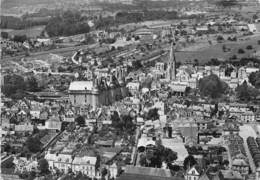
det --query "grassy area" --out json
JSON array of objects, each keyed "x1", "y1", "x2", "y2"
[
  {"x1": 4, "y1": 25, "x2": 45, "y2": 38},
  {"x1": 173, "y1": 35, "x2": 260, "y2": 64}
]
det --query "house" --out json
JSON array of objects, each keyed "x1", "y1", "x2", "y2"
[
  {"x1": 45, "y1": 116, "x2": 62, "y2": 131},
  {"x1": 198, "y1": 167, "x2": 224, "y2": 180},
  {"x1": 247, "y1": 24, "x2": 257, "y2": 33},
  {"x1": 72, "y1": 155, "x2": 97, "y2": 178},
  {"x1": 63, "y1": 109, "x2": 75, "y2": 122},
  {"x1": 14, "y1": 122, "x2": 34, "y2": 133},
  {"x1": 176, "y1": 69, "x2": 191, "y2": 83},
  {"x1": 231, "y1": 156, "x2": 249, "y2": 175},
  {"x1": 30, "y1": 110, "x2": 40, "y2": 119},
  {"x1": 45, "y1": 153, "x2": 73, "y2": 173},
  {"x1": 16, "y1": 100, "x2": 30, "y2": 111},
  {"x1": 106, "y1": 162, "x2": 118, "y2": 179},
  {"x1": 240, "y1": 111, "x2": 255, "y2": 122},
  {"x1": 222, "y1": 122, "x2": 239, "y2": 136},
  {"x1": 13, "y1": 157, "x2": 38, "y2": 173},
  {"x1": 185, "y1": 165, "x2": 203, "y2": 180},
  {"x1": 256, "y1": 109, "x2": 260, "y2": 122},
  {"x1": 17, "y1": 110, "x2": 28, "y2": 119},
  {"x1": 221, "y1": 170, "x2": 243, "y2": 180},
  {"x1": 40, "y1": 110, "x2": 49, "y2": 120},
  {"x1": 169, "y1": 83, "x2": 188, "y2": 96},
  {"x1": 126, "y1": 82, "x2": 140, "y2": 95}
]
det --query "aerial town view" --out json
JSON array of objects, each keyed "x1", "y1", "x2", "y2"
[{"x1": 1, "y1": 0, "x2": 260, "y2": 180}]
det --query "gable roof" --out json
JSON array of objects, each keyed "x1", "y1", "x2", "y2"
[
  {"x1": 199, "y1": 167, "x2": 224, "y2": 180},
  {"x1": 221, "y1": 170, "x2": 243, "y2": 180},
  {"x1": 188, "y1": 165, "x2": 203, "y2": 175},
  {"x1": 116, "y1": 166, "x2": 182, "y2": 180}
]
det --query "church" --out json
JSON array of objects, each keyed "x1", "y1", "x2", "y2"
[
  {"x1": 68, "y1": 66, "x2": 128, "y2": 108},
  {"x1": 166, "y1": 42, "x2": 177, "y2": 81}
]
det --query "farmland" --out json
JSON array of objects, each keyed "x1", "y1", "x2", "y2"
[
  {"x1": 174, "y1": 34, "x2": 260, "y2": 64},
  {"x1": 2, "y1": 25, "x2": 45, "y2": 38}
]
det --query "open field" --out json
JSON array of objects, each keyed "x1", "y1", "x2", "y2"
[
  {"x1": 1, "y1": 25, "x2": 45, "y2": 38},
  {"x1": 174, "y1": 35, "x2": 260, "y2": 64}
]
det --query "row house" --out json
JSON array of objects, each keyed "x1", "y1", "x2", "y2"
[
  {"x1": 240, "y1": 111, "x2": 255, "y2": 122},
  {"x1": 231, "y1": 154, "x2": 249, "y2": 175},
  {"x1": 72, "y1": 156, "x2": 97, "y2": 178},
  {"x1": 45, "y1": 152, "x2": 98, "y2": 177},
  {"x1": 45, "y1": 153, "x2": 73, "y2": 173}
]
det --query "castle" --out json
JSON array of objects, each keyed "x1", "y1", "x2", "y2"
[{"x1": 68, "y1": 66, "x2": 128, "y2": 108}]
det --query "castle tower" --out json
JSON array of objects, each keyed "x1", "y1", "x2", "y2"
[{"x1": 167, "y1": 42, "x2": 176, "y2": 81}]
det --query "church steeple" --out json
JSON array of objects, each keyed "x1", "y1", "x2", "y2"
[{"x1": 167, "y1": 41, "x2": 176, "y2": 81}]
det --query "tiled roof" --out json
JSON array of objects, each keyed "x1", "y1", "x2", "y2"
[{"x1": 116, "y1": 165, "x2": 177, "y2": 180}]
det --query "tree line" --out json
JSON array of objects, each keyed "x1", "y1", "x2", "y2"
[
  {"x1": 44, "y1": 10, "x2": 91, "y2": 37},
  {"x1": 95, "y1": 10, "x2": 178, "y2": 30},
  {"x1": 0, "y1": 16, "x2": 48, "y2": 30}
]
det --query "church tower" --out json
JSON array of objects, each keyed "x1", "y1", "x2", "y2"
[{"x1": 167, "y1": 42, "x2": 176, "y2": 81}]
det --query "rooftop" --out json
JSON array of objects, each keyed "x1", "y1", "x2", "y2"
[
  {"x1": 116, "y1": 165, "x2": 179, "y2": 180},
  {"x1": 69, "y1": 81, "x2": 94, "y2": 91}
]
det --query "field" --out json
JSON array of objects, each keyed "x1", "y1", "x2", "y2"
[
  {"x1": 173, "y1": 34, "x2": 260, "y2": 64},
  {"x1": 2, "y1": 25, "x2": 45, "y2": 38}
]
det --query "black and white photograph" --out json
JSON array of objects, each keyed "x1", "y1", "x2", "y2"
[{"x1": 1, "y1": 0, "x2": 260, "y2": 180}]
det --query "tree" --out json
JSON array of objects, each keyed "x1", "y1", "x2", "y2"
[
  {"x1": 198, "y1": 74, "x2": 228, "y2": 99},
  {"x1": 26, "y1": 76, "x2": 39, "y2": 91},
  {"x1": 183, "y1": 155, "x2": 197, "y2": 170},
  {"x1": 111, "y1": 111, "x2": 121, "y2": 129},
  {"x1": 222, "y1": 160, "x2": 229, "y2": 166},
  {"x1": 217, "y1": 35, "x2": 224, "y2": 42},
  {"x1": 101, "y1": 168, "x2": 108, "y2": 178},
  {"x1": 147, "y1": 108, "x2": 159, "y2": 120},
  {"x1": 249, "y1": 71, "x2": 260, "y2": 88},
  {"x1": 75, "y1": 116, "x2": 85, "y2": 126},
  {"x1": 1, "y1": 31, "x2": 9, "y2": 39},
  {"x1": 222, "y1": 45, "x2": 227, "y2": 52},
  {"x1": 139, "y1": 154, "x2": 147, "y2": 167},
  {"x1": 246, "y1": 45, "x2": 253, "y2": 50},
  {"x1": 132, "y1": 60, "x2": 143, "y2": 70},
  {"x1": 194, "y1": 59, "x2": 199, "y2": 66},
  {"x1": 121, "y1": 114, "x2": 135, "y2": 134},
  {"x1": 13, "y1": 35, "x2": 27, "y2": 42},
  {"x1": 27, "y1": 171, "x2": 36, "y2": 180},
  {"x1": 169, "y1": 164, "x2": 180, "y2": 171},
  {"x1": 26, "y1": 136, "x2": 42, "y2": 153},
  {"x1": 230, "y1": 55, "x2": 237, "y2": 60},
  {"x1": 207, "y1": 58, "x2": 221, "y2": 66},
  {"x1": 216, "y1": 0, "x2": 239, "y2": 8},
  {"x1": 163, "y1": 148, "x2": 177, "y2": 164},
  {"x1": 38, "y1": 158, "x2": 49, "y2": 174},
  {"x1": 238, "y1": 48, "x2": 245, "y2": 54},
  {"x1": 1, "y1": 74, "x2": 25, "y2": 97},
  {"x1": 45, "y1": 10, "x2": 91, "y2": 37},
  {"x1": 236, "y1": 81, "x2": 259, "y2": 101}
]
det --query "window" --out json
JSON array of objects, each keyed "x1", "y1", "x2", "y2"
[
  {"x1": 189, "y1": 176, "x2": 191, "y2": 180},
  {"x1": 74, "y1": 95, "x2": 76, "y2": 104},
  {"x1": 85, "y1": 94, "x2": 87, "y2": 103}
]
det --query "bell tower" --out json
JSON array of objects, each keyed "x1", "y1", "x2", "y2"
[{"x1": 167, "y1": 42, "x2": 176, "y2": 81}]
